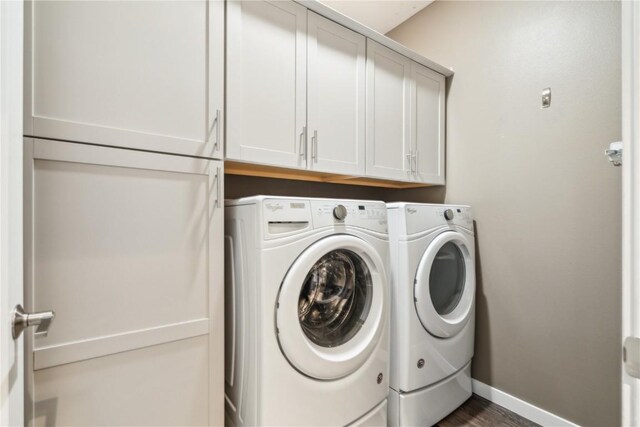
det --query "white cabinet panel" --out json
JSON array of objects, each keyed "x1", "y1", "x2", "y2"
[
  {"x1": 365, "y1": 40, "x2": 412, "y2": 181},
  {"x1": 25, "y1": 0, "x2": 223, "y2": 159},
  {"x1": 33, "y1": 337, "x2": 210, "y2": 427},
  {"x1": 226, "y1": 0, "x2": 307, "y2": 168},
  {"x1": 307, "y1": 12, "x2": 366, "y2": 175},
  {"x1": 23, "y1": 139, "x2": 224, "y2": 426},
  {"x1": 412, "y1": 63, "x2": 445, "y2": 184}
]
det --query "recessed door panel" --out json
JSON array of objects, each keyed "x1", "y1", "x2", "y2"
[
  {"x1": 26, "y1": 0, "x2": 223, "y2": 158},
  {"x1": 31, "y1": 159, "x2": 209, "y2": 347},
  {"x1": 307, "y1": 12, "x2": 365, "y2": 175},
  {"x1": 365, "y1": 40, "x2": 412, "y2": 181},
  {"x1": 33, "y1": 337, "x2": 209, "y2": 427},
  {"x1": 226, "y1": 0, "x2": 307, "y2": 168},
  {"x1": 412, "y1": 63, "x2": 445, "y2": 184}
]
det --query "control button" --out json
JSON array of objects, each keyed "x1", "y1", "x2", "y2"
[
  {"x1": 444, "y1": 209, "x2": 454, "y2": 221},
  {"x1": 333, "y1": 204, "x2": 348, "y2": 221}
]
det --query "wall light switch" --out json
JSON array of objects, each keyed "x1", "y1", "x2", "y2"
[{"x1": 542, "y1": 88, "x2": 551, "y2": 108}]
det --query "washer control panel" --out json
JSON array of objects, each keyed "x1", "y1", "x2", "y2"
[
  {"x1": 311, "y1": 200, "x2": 387, "y2": 233},
  {"x1": 261, "y1": 198, "x2": 388, "y2": 236}
]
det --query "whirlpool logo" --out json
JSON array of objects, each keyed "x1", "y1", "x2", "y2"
[
  {"x1": 407, "y1": 207, "x2": 417, "y2": 214},
  {"x1": 265, "y1": 202, "x2": 283, "y2": 212}
]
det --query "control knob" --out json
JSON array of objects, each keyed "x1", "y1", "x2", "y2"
[
  {"x1": 444, "y1": 209, "x2": 454, "y2": 221},
  {"x1": 333, "y1": 204, "x2": 348, "y2": 221}
]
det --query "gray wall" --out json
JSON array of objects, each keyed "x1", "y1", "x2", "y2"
[{"x1": 387, "y1": 2, "x2": 622, "y2": 426}]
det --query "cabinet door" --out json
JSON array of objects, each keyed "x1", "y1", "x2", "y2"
[
  {"x1": 307, "y1": 12, "x2": 366, "y2": 175},
  {"x1": 23, "y1": 139, "x2": 224, "y2": 426},
  {"x1": 226, "y1": 0, "x2": 307, "y2": 169},
  {"x1": 365, "y1": 40, "x2": 412, "y2": 181},
  {"x1": 412, "y1": 63, "x2": 446, "y2": 184},
  {"x1": 24, "y1": 1, "x2": 223, "y2": 159}
]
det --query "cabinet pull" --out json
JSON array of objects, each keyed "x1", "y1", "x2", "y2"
[
  {"x1": 312, "y1": 130, "x2": 318, "y2": 162},
  {"x1": 414, "y1": 150, "x2": 419, "y2": 175},
  {"x1": 215, "y1": 166, "x2": 221, "y2": 208},
  {"x1": 406, "y1": 150, "x2": 413, "y2": 173},
  {"x1": 214, "y1": 109, "x2": 221, "y2": 152},
  {"x1": 299, "y1": 126, "x2": 307, "y2": 158}
]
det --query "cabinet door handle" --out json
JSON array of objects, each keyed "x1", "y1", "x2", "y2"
[
  {"x1": 213, "y1": 110, "x2": 220, "y2": 151},
  {"x1": 312, "y1": 130, "x2": 318, "y2": 162},
  {"x1": 214, "y1": 109, "x2": 221, "y2": 152},
  {"x1": 414, "y1": 150, "x2": 419, "y2": 175},
  {"x1": 406, "y1": 150, "x2": 413, "y2": 173},
  {"x1": 299, "y1": 126, "x2": 307, "y2": 158},
  {"x1": 215, "y1": 166, "x2": 221, "y2": 208}
]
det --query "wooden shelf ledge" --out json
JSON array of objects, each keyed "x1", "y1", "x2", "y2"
[{"x1": 224, "y1": 161, "x2": 433, "y2": 189}]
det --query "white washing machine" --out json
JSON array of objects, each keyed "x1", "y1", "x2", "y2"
[
  {"x1": 386, "y1": 203, "x2": 476, "y2": 426},
  {"x1": 224, "y1": 196, "x2": 390, "y2": 427}
]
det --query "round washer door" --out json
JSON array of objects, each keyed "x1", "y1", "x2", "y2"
[
  {"x1": 414, "y1": 231, "x2": 475, "y2": 338},
  {"x1": 276, "y1": 235, "x2": 387, "y2": 380}
]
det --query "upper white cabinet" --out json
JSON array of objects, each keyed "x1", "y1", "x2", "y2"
[
  {"x1": 226, "y1": 2, "x2": 367, "y2": 175},
  {"x1": 226, "y1": 0, "x2": 308, "y2": 169},
  {"x1": 365, "y1": 40, "x2": 412, "y2": 182},
  {"x1": 307, "y1": 12, "x2": 366, "y2": 175},
  {"x1": 412, "y1": 63, "x2": 445, "y2": 185},
  {"x1": 365, "y1": 40, "x2": 446, "y2": 184},
  {"x1": 24, "y1": 0, "x2": 224, "y2": 159}
]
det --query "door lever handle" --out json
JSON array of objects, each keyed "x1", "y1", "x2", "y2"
[{"x1": 11, "y1": 304, "x2": 55, "y2": 339}]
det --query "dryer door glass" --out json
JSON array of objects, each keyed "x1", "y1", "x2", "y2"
[
  {"x1": 429, "y1": 242, "x2": 466, "y2": 315},
  {"x1": 298, "y1": 250, "x2": 373, "y2": 347}
]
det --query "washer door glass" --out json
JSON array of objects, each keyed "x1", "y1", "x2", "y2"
[
  {"x1": 298, "y1": 250, "x2": 373, "y2": 348},
  {"x1": 276, "y1": 235, "x2": 387, "y2": 380},
  {"x1": 429, "y1": 242, "x2": 466, "y2": 315}
]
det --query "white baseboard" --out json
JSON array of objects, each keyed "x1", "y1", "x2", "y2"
[{"x1": 471, "y1": 380, "x2": 580, "y2": 427}]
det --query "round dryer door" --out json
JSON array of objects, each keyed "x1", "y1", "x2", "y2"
[
  {"x1": 414, "y1": 231, "x2": 475, "y2": 338},
  {"x1": 276, "y1": 235, "x2": 387, "y2": 380}
]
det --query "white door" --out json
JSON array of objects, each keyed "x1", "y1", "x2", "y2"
[
  {"x1": 365, "y1": 40, "x2": 412, "y2": 182},
  {"x1": 276, "y1": 236, "x2": 387, "y2": 380},
  {"x1": 226, "y1": 0, "x2": 307, "y2": 169},
  {"x1": 414, "y1": 232, "x2": 475, "y2": 338},
  {"x1": 23, "y1": 139, "x2": 224, "y2": 426},
  {"x1": 622, "y1": 2, "x2": 640, "y2": 425},
  {"x1": 0, "y1": 0, "x2": 25, "y2": 424},
  {"x1": 24, "y1": 0, "x2": 224, "y2": 159},
  {"x1": 307, "y1": 12, "x2": 366, "y2": 175},
  {"x1": 411, "y1": 63, "x2": 446, "y2": 185}
]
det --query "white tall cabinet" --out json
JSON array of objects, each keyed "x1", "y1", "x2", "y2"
[
  {"x1": 23, "y1": 139, "x2": 224, "y2": 426},
  {"x1": 23, "y1": 1, "x2": 226, "y2": 425},
  {"x1": 24, "y1": 0, "x2": 224, "y2": 159}
]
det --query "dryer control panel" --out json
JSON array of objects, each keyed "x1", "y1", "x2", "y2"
[{"x1": 399, "y1": 203, "x2": 474, "y2": 235}]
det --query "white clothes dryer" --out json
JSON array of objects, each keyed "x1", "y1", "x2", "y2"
[
  {"x1": 386, "y1": 203, "x2": 476, "y2": 427},
  {"x1": 224, "y1": 196, "x2": 390, "y2": 427}
]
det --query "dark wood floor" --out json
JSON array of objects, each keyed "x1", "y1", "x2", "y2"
[{"x1": 434, "y1": 394, "x2": 540, "y2": 427}]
